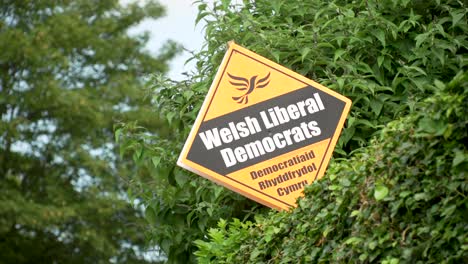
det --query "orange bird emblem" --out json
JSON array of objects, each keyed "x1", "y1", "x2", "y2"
[{"x1": 228, "y1": 72, "x2": 271, "y2": 104}]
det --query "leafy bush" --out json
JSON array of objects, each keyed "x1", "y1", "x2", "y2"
[
  {"x1": 195, "y1": 72, "x2": 468, "y2": 263},
  {"x1": 117, "y1": 0, "x2": 467, "y2": 262}
]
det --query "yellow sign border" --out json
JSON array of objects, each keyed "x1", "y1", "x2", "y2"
[{"x1": 177, "y1": 42, "x2": 351, "y2": 210}]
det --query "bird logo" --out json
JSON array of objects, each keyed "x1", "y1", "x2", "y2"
[{"x1": 227, "y1": 72, "x2": 271, "y2": 104}]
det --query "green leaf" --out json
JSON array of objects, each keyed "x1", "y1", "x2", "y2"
[
  {"x1": 183, "y1": 90, "x2": 194, "y2": 100},
  {"x1": 221, "y1": 0, "x2": 230, "y2": 9},
  {"x1": 344, "y1": 9, "x2": 354, "y2": 17},
  {"x1": 451, "y1": 10, "x2": 465, "y2": 27},
  {"x1": 417, "y1": 117, "x2": 447, "y2": 136},
  {"x1": 271, "y1": 50, "x2": 280, "y2": 62},
  {"x1": 399, "y1": 191, "x2": 412, "y2": 198},
  {"x1": 374, "y1": 185, "x2": 389, "y2": 201},
  {"x1": 300, "y1": 47, "x2": 311, "y2": 62},
  {"x1": 198, "y1": 3, "x2": 207, "y2": 12},
  {"x1": 373, "y1": 29, "x2": 386, "y2": 47},
  {"x1": 145, "y1": 207, "x2": 156, "y2": 224},
  {"x1": 407, "y1": 66, "x2": 427, "y2": 76},
  {"x1": 250, "y1": 248, "x2": 262, "y2": 259},
  {"x1": 337, "y1": 78, "x2": 345, "y2": 89},
  {"x1": 151, "y1": 156, "x2": 161, "y2": 168},
  {"x1": 114, "y1": 128, "x2": 121, "y2": 143},
  {"x1": 359, "y1": 253, "x2": 368, "y2": 261},
  {"x1": 133, "y1": 145, "x2": 143, "y2": 163},
  {"x1": 354, "y1": 119, "x2": 377, "y2": 129},
  {"x1": 368, "y1": 241, "x2": 378, "y2": 250},
  {"x1": 414, "y1": 193, "x2": 429, "y2": 201},
  {"x1": 175, "y1": 172, "x2": 188, "y2": 186},
  {"x1": 350, "y1": 210, "x2": 360, "y2": 217},
  {"x1": 334, "y1": 49, "x2": 346, "y2": 62},
  {"x1": 415, "y1": 33, "x2": 429, "y2": 48},
  {"x1": 345, "y1": 236, "x2": 363, "y2": 245},
  {"x1": 166, "y1": 112, "x2": 176, "y2": 125},
  {"x1": 378, "y1": 56, "x2": 385, "y2": 68},
  {"x1": 214, "y1": 186, "x2": 224, "y2": 199},
  {"x1": 453, "y1": 150, "x2": 466, "y2": 167},
  {"x1": 441, "y1": 204, "x2": 456, "y2": 217},
  {"x1": 370, "y1": 99, "x2": 383, "y2": 116},
  {"x1": 271, "y1": 0, "x2": 283, "y2": 13},
  {"x1": 434, "y1": 79, "x2": 445, "y2": 90}
]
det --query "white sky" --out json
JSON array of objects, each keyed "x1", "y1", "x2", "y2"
[{"x1": 127, "y1": 0, "x2": 207, "y2": 80}]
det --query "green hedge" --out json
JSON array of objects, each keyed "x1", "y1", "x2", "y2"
[
  {"x1": 195, "y1": 72, "x2": 468, "y2": 263},
  {"x1": 193, "y1": 0, "x2": 468, "y2": 262},
  {"x1": 118, "y1": 0, "x2": 467, "y2": 262}
]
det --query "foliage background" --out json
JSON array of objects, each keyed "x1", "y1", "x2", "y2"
[
  {"x1": 0, "y1": 0, "x2": 179, "y2": 263},
  {"x1": 118, "y1": 0, "x2": 467, "y2": 263}
]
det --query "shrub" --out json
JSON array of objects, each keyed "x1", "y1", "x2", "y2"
[
  {"x1": 118, "y1": 0, "x2": 467, "y2": 262},
  {"x1": 195, "y1": 72, "x2": 468, "y2": 263}
]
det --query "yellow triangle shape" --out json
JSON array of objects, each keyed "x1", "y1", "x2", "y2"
[{"x1": 204, "y1": 46, "x2": 309, "y2": 121}]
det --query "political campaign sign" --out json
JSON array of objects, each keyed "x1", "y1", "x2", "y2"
[{"x1": 177, "y1": 42, "x2": 351, "y2": 210}]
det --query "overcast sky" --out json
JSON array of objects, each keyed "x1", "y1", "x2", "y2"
[{"x1": 127, "y1": 0, "x2": 207, "y2": 80}]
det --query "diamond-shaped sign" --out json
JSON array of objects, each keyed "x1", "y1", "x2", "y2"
[{"x1": 177, "y1": 42, "x2": 351, "y2": 210}]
